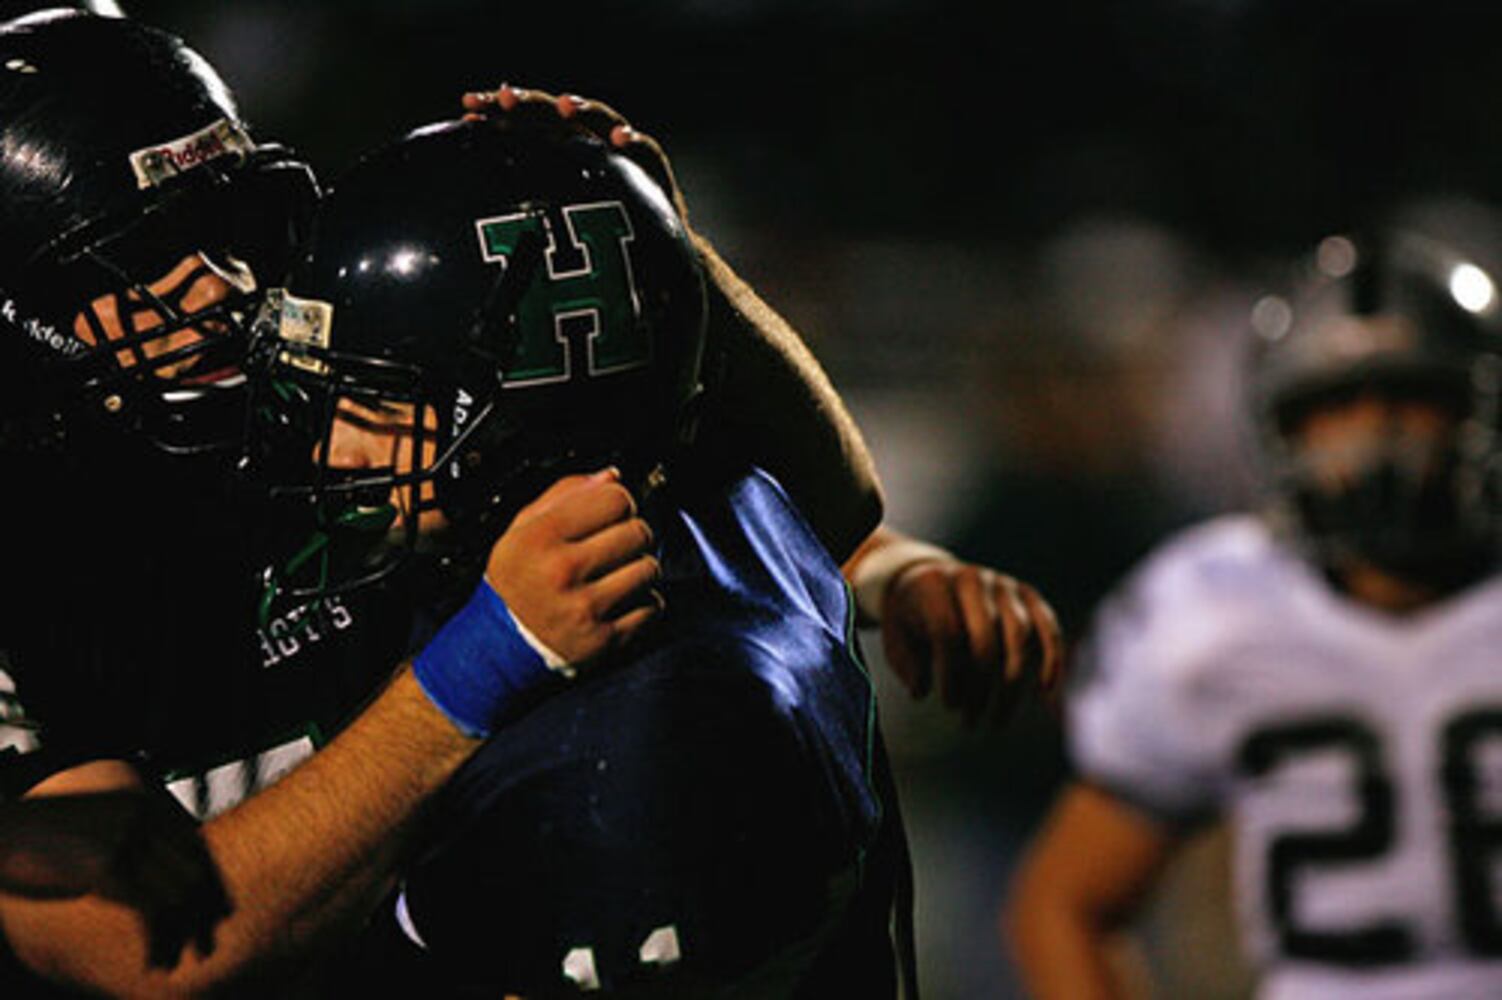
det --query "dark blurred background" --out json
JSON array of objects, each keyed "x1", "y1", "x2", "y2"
[
  {"x1": 125, "y1": 0, "x2": 1502, "y2": 254},
  {"x1": 116, "y1": 1, "x2": 1502, "y2": 995}
]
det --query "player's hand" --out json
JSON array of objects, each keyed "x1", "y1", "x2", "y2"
[
  {"x1": 0, "y1": 791, "x2": 230, "y2": 968},
  {"x1": 846, "y1": 528, "x2": 1065, "y2": 727},
  {"x1": 882, "y1": 559, "x2": 1064, "y2": 727},
  {"x1": 486, "y1": 467, "x2": 662, "y2": 664},
  {"x1": 460, "y1": 83, "x2": 690, "y2": 223}
]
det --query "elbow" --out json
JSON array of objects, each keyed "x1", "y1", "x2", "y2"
[
  {"x1": 836, "y1": 484, "x2": 885, "y2": 565},
  {"x1": 1002, "y1": 857, "x2": 1109, "y2": 966},
  {"x1": 3, "y1": 922, "x2": 261, "y2": 1000},
  {"x1": 820, "y1": 469, "x2": 884, "y2": 566},
  {"x1": 857, "y1": 478, "x2": 885, "y2": 543},
  {"x1": 90, "y1": 961, "x2": 270, "y2": 1000},
  {"x1": 1001, "y1": 870, "x2": 1051, "y2": 967}
]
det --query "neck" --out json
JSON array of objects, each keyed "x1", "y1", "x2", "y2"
[{"x1": 1336, "y1": 561, "x2": 1439, "y2": 614}]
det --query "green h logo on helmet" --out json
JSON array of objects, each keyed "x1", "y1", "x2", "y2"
[{"x1": 475, "y1": 201, "x2": 651, "y2": 386}]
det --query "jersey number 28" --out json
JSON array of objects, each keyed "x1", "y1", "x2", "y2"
[{"x1": 1238, "y1": 709, "x2": 1502, "y2": 965}]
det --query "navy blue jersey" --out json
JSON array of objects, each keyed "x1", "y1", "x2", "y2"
[{"x1": 360, "y1": 467, "x2": 914, "y2": 998}]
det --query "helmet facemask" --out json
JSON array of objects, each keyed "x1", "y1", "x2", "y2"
[
  {"x1": 1265, "y1": 370, "x2": 1499, "y2": 588},
  {"x1": 1249, "y1": 232, "x2": 1502, "y2": 592},
  {"x1": 3, "y1": 146, "x2": 319, "y2": 457},
  {"x1": 246, "y1": 327, "x2": 456, "y2": 618}
]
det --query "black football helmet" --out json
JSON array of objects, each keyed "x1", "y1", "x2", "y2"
[
  {"x1": 246, "y1": 118, "x2": 707, "y2": 603},
  {"x1": 1246, "y1": 229, "x2": 1502, "y2": 586},
  {"x1": 0, "y1": 11, "x2": 318, "y2": 457},
  {"x1": 0, "y1": 1, "x2": 122, "y2": 20}
]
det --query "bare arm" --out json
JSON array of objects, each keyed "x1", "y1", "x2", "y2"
[
  {"x1": 0, "y1": 789, "x2": 217, "y2": 905},
  {"x1": 2, "y1": 670, "x2": 469, "y2": 997},
  {"x1": 690, "y1": 232, "x2": 883, "y2": 562},
  {"x1": 1003, "y1": 783, "x2": 1179, "y2": 1000},
  {"x1": 0, "y1": 783, "x2": 230, "y2": 970}
]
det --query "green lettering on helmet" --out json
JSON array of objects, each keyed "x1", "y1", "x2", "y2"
[{"x1": 476, "y1": 201, "x2": 649, "y2": 385}]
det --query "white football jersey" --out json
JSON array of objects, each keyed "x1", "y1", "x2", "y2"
[{"x1": 1072, "y1": 514, "x2": 1502, "y2": 999}]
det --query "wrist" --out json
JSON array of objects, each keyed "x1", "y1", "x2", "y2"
[
  {"x1": 413, "y1": 580, "x2": 570, "y2": 738},
  {"x1": 848, "y1": 536, "x2": 954, "y2": 624}
]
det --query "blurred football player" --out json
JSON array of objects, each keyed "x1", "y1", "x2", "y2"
[
  {"x1": 245, "y1": 114, "x2": 916, "y2": 997},
  {"x1": 1005, "y1": 229, "x2": 1502, "y2": 998},
  {"x1": 0, "y1": 12, "x2": 661, "y2": 995}
]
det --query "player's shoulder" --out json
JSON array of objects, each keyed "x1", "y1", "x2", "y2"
[
  {"x1": 619, "y1": 628, "x2": 812, "y2": 729},
  {"x1": 704, "y1": 463, "x2": 825, "y2": 565},
  {"x1": 1081, "y1": 513, "x2": 1304, "y2": 689},
  {"x1": 666, "y1": 462, "x2": 849, "y2": 633},
  {"x1": 742, "y1": 464, "x2": 794, "y2": 504},
  {"x1": 1124, "y1": 512, "x2": 1298, "y2": 609}
]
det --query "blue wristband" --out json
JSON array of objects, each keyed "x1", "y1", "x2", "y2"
[{"x1": 413, "y1": 580, "x2": 554, "y2": 738}]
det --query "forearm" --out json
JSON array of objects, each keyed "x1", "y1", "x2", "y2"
[
  {"x1": 691, "y1": 233, "x2": 883, "y2": 561},
  {"x1": 0, "y1": 800, "x2": 52, "y2": 896},
  {"x1": 0, "y1": 667, "x2": 476, "y2": 998},
  {"x1": 200, "y1": 668, "x2": 470, "y2": 974},
  {"x1": 1005, "y1": 785, "x2": 1176, "y2": 1000},
  {"x1": 1006, "y1": 894, "x2": 1133, "y2": 1000}
]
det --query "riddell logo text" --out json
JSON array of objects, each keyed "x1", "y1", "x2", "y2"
[
  {"x1": 129, "y1": 119, "x2": 253, "y2": 190},
  {"x1": 1, "y1": 299, "x2": 84, "y2": 357},
  {"x1": 142, "y1": 133, "x2": 227, "y2": 172}
]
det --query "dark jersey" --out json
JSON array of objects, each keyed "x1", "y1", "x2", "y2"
[
  {"x1": 348, "y1": 467, "x2": 915, "y2": 999},
  {"x1": 0, "y1": 525, "x2": 413, "y2": 814},
  {"x1": 0, "y1": 448, "x2": 418, "y2": 994}
]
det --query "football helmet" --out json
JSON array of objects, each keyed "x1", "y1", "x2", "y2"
[
  {"x1": 0, "y1": 2, "x2": 123, "y2": 20},
  {"x1": 0, "y1": 11, "x2": 317, "y2": 457},
  {"x1": 1246, "y1": 229, "x2": 1502, "y2": 586},
  {"x1": 246, "y1": 118, "x2": 707, "y2": 603}
]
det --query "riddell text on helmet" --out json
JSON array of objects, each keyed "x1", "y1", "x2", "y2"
[
  {"x1": 128, "y1": 118, "x2": 254, "y2": 190},
  {"x1": 0, "y1": 298, "x2": 84, "y2": 357}
]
